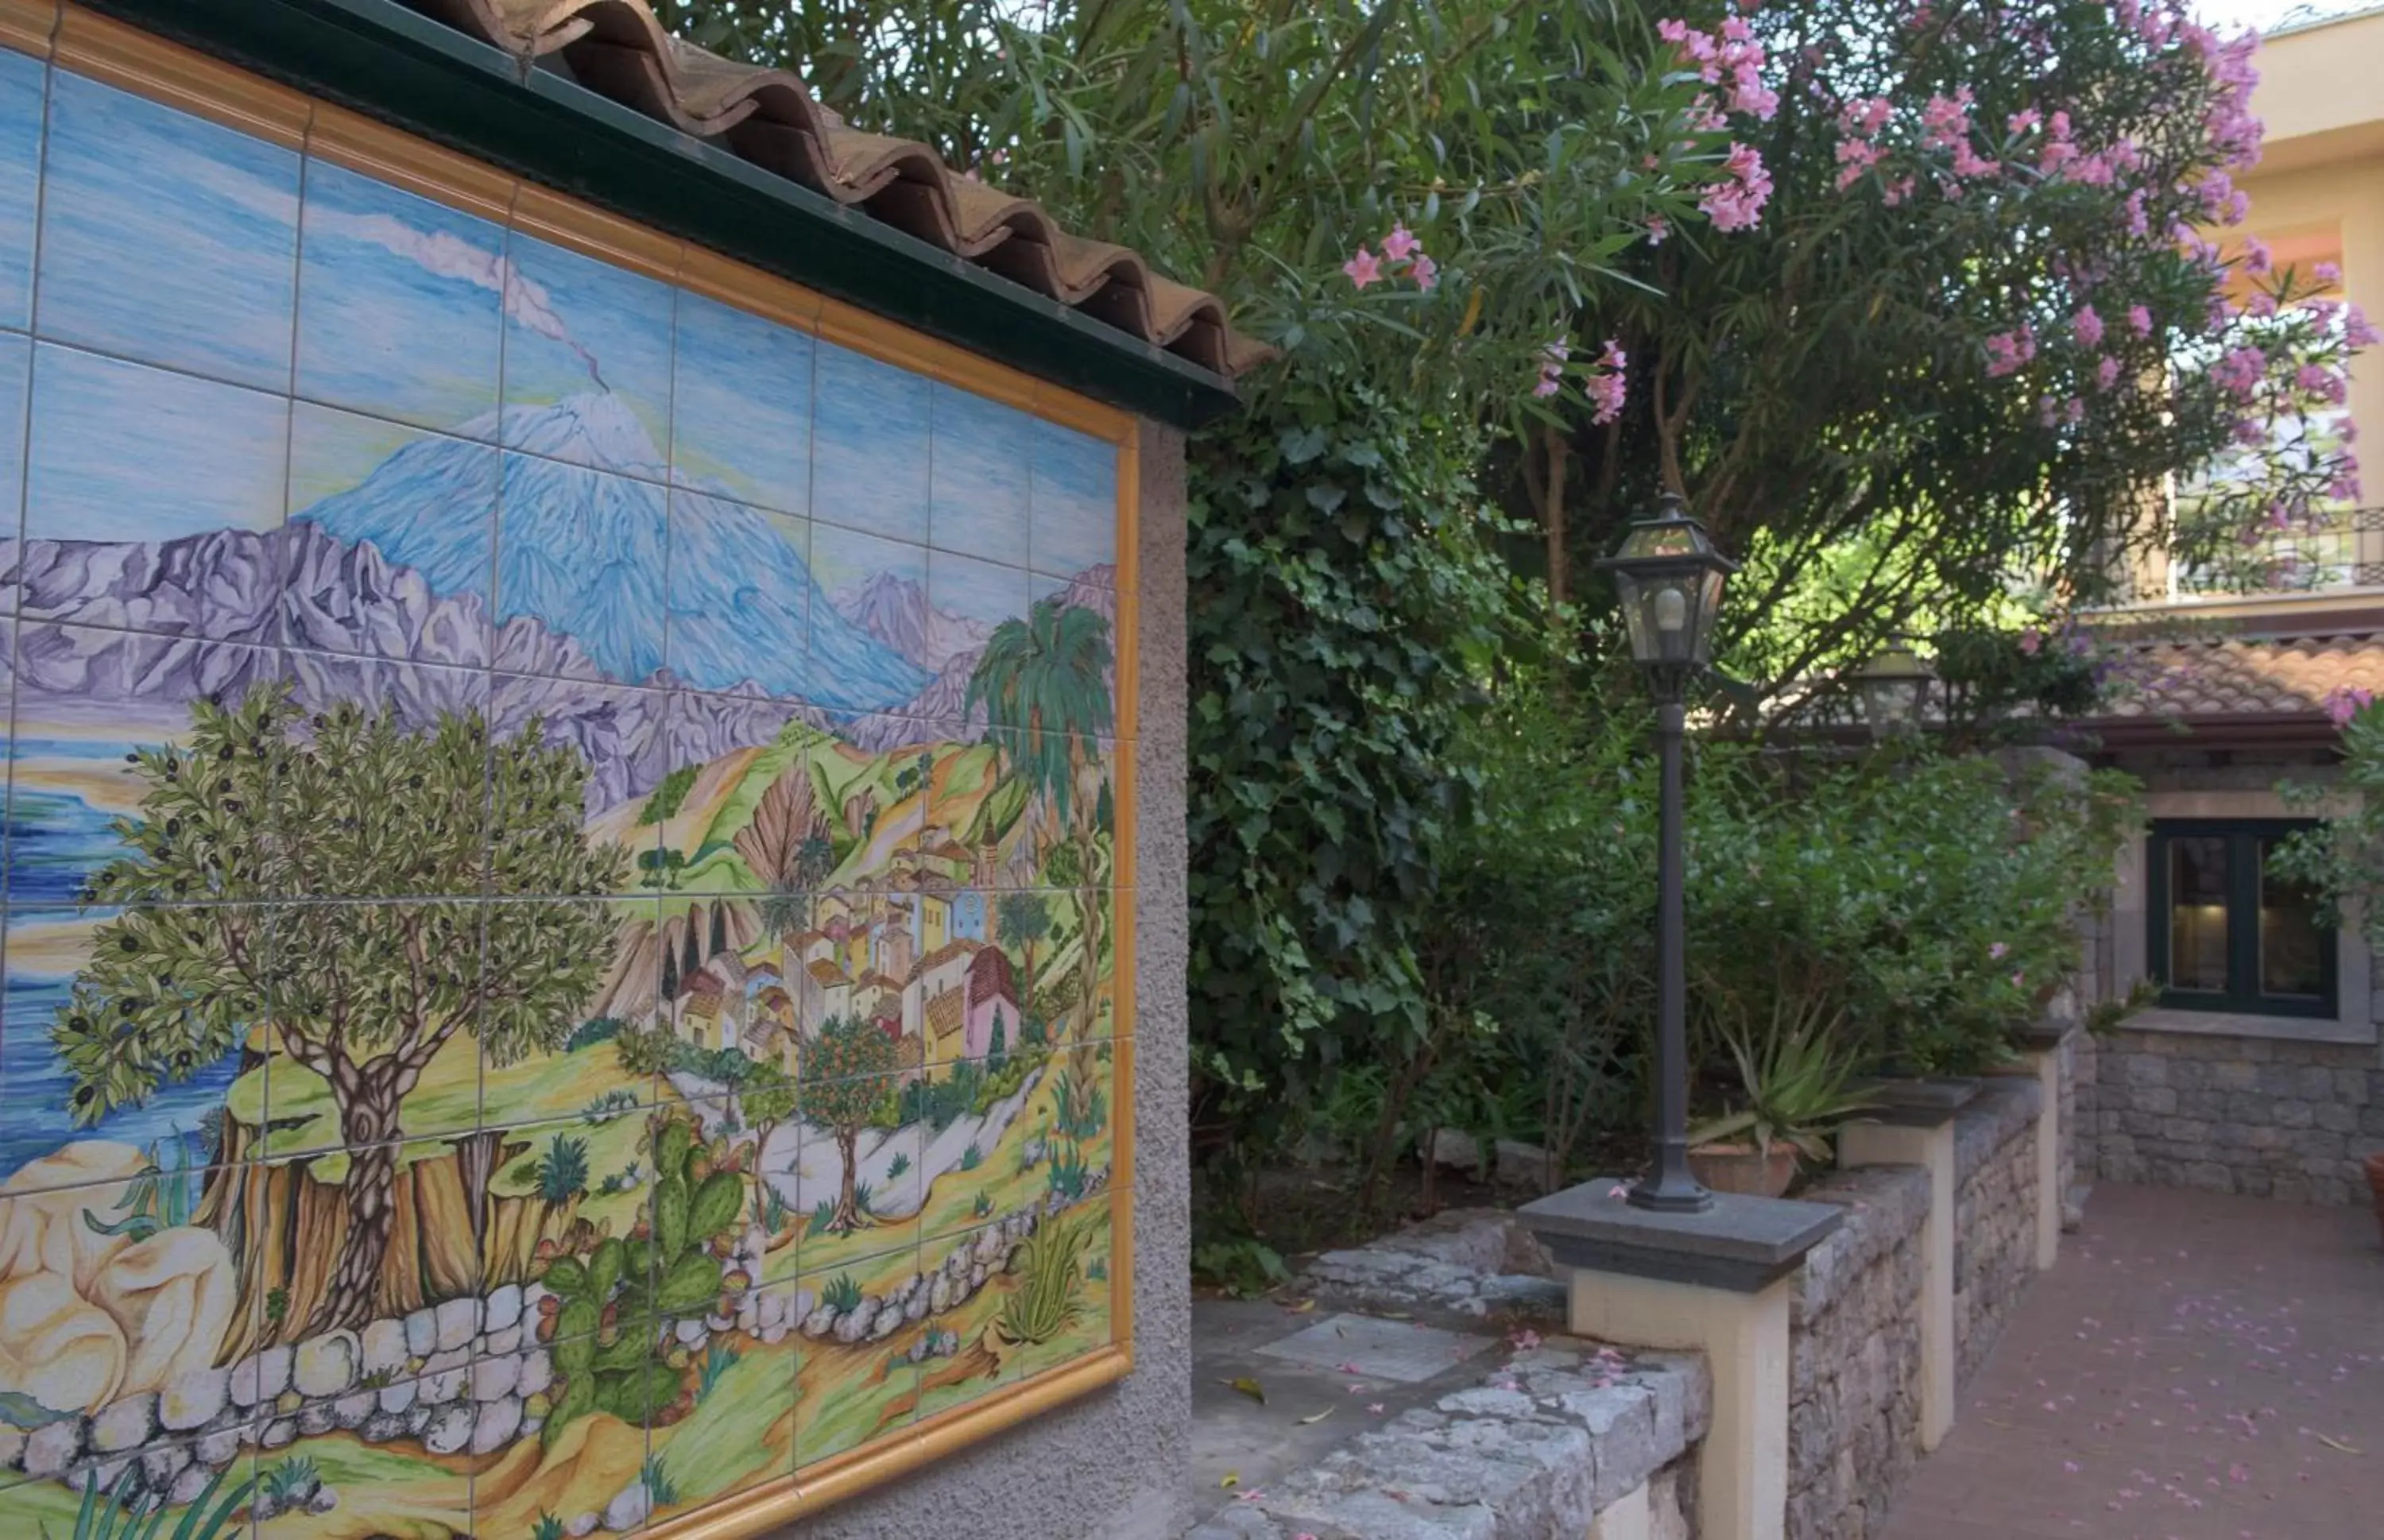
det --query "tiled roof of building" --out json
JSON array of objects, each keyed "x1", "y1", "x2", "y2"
[
  {"x1": 2101, "y1": 631, "x2": 2382, "y2": 719},
  {"x1": 411, "y1": 0, "x2": 1260, "y2": 377},
  {"x1": 967, "y1": 946, "x2": 1017, "y2": 1008},
  {"x1": 913, "y1": 938, "x2": 983, "y2": 977}
]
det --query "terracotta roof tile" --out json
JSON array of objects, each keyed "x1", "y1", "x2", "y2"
[
  {"x1": 2102, "y1": 632, "x2": 2382, "y2": 718},
  {"x1": 409, "y1": 0, "x2": 1260, "y2": 377}
]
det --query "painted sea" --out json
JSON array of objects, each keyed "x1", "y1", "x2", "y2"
[{"x1": 3, "y1": 745, "x2": 242, "y2": 1174}]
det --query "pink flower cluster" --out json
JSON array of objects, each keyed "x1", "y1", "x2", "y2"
[
  {"x1": 2294, "y1": 363, "x2": 2347, "y2": 406},
  {"x1": 2071, "y1": 306, "x2": 2104, "y2": 348},
  {"x1": 1341, "y1": 222, "x2": 1438, "y2": 292},
  {"x1": 1587, "y1": 339, "x2": 1629, "y2": 424},
  {"x1": 1701, "y1": 141, "x2": 1773, "y2": 232},
  {"x1": 2209, "y1": 345, "x2": 2266, "y2": 401},
  {"x1": 1658, "y1": 17, "x2": 1778, "y2": 121},
  {"x1": 1920, "y1": 88, "x2": 1973, "y2": 151},
  {"x1": 2327, "y1": 686, "x2": 2377, "y2": 728},
  {"x1": 1833, "y1": 95, "x2": 1891, "y2": 192},
  {"x1": 1654, "y1": 15, "x2": 1776, "y2": 233},
  {"x1": 1533, "y1": 339, "x2": 1569, "y2": 399},
  {"x1": 1983, "y1": 327, "x2": 2037, "y2": 378}
]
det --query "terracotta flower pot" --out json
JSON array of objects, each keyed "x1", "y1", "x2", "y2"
[{"x1": 1688, "y1": 1142, "x2": 1798, "y2": 1199}]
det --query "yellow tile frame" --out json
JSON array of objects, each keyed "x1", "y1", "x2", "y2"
[{"x1": 5, "y1": 6, "x2": 1145, "y2": 1535}]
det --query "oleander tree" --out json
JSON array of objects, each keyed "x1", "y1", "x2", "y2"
[
  {"x1": 54, "y1": 687, "x2": 624, "y2": 1333},
  {"x1": 1517, "y1": 0, "x2": 2372, "y2": 703}
]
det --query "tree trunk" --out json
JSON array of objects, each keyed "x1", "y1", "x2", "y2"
[
  {"x1": 1072, "y1": 829, "x2": 1105, "y2": 1043},
  {"x1": 830, "y1": 1127, "x2": 863, "y2": 1233},
  {"x1": 1541, "y1": 425, "x2": 1571, "y2": 613},
  {"x1": 309, "y1": 1073, "x2": 404, "y2": 1334}
]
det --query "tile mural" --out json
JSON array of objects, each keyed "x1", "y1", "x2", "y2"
[{"x1": 0, "y1": 42, "x2": 1128, "y2": 1540}]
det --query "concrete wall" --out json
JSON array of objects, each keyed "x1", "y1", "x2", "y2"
[{"x1": 795, "y1": 423, "x2": 1194, "y2": 1540}]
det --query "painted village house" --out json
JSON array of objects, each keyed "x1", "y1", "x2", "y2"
[{"x1": 0, "y1": 1, "x2": 1243, "y2": 1537}]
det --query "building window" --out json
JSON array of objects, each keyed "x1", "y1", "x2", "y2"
[{"x1": 2147, "y1": 819, "x2": 2337, "y2": 1018}]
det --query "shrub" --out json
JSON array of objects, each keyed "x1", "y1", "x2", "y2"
[
  {"x1": 958, "y1": 1144, "x2": 982, "y2": 1172},
  {"x1": 997, "y1": 1212, "x2": 1094, "y2": 1345},
  {"x1": 565, "y1": 1016, "x2": 627, "y2": 1053},
  {"x1": 638, "y1": 765, "x2": 699, "y2": 826},
  {"x1": 532, "y1": 1133, "x2": 591, "y2": 1208},
  {"x1": 640, "y1": 1453, "x2": 679, "y2": 1508},
  {"x1": 822, "y1": 1273, "x2": 863, "y2": 1314}
]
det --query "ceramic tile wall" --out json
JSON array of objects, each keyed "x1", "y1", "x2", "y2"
[{"x1": 0, "y1": 42, "x2": 1129, "y2": 1538}]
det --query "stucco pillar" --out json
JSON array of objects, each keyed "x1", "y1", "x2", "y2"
[{"x1": 1839, "y1": 1116, "x2": 1959, "y2": 1451}]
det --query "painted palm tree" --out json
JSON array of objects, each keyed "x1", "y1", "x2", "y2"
[{"x1": 964, "y1": 598, "x2": 1114, "y2": 1039}]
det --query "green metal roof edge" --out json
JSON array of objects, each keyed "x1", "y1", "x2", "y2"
[{"x1": 79, "y1": 0, "x2": 1241, "y2": 431}]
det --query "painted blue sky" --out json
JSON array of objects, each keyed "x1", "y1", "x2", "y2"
[
  {"x1": 3, "y1": 51, "x2": 1118, "y2": 613},
  {"x1": 812, "y1": 519, "x2": 925, "y2": 598},
  {"x1": 296, "y1": 160, "x2": 505, "y2": 437},
  {"x1": 672, "y1": 289, "x2": 811, "y2": 515},
  {"x1": 813, "y1": 339, "x2": 931, "y2": 546},
  {"x1": 0, "y1": 48, "x2": 41, "y2": 335},
  {"x1": 26, "y1": 343, "x2": 288, "y2": 544},
  {"x1": 501, "y1": 232, "x2": 675, "y2": 466},
  {"x1": 37, "y1": 71, "x2": 299, "y2": 393},
  {"x1": 931, "y1": 546, "x2": 1031, "y2": 629},
  {"x1": 0, "y1": 333, "x2": 23, "y2": 540},
  {"x1": 1031, "y1": 418, "x2": 1118, "y2": 581},
  {"x1": 930, "y1": 382, "x2": 1031, "y2": 563}
]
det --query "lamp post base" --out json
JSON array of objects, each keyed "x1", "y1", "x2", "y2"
[{"x1": 1627, "y1": 1173, "x2": 1716, "y2": 1215}]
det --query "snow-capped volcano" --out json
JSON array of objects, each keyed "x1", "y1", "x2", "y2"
[{"x1": 296, "y1": 392, "x2": 931, "y2": 712}]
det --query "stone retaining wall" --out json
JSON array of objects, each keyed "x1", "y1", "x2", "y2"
[
  {"x1": 2084, "y1": 1027, "x2": 2383, "y2": 1206},
  {"x1": 1952, "y1": 1076, "x2": 2041, "y2": 1385},
  {"x1": 1186, "y1": 1338, "x2": 1708, "y2": 1540},
  {"x1": 1783, "y1": 1165, "x2": 1929, "y2": 1540}
]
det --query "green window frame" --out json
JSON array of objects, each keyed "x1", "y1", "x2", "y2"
[{"x1": 2146, "y1": 818, "x2": 2337, "y2": 1019}]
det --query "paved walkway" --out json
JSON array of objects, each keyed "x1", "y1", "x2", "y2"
[{"x1": 1881, "y1": 1183, "x2": 2384, "y2": 1540}]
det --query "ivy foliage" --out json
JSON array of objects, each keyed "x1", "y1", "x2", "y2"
[{"x1": 1187, "y1": 375, "x2": 1535, "y2": 1145}]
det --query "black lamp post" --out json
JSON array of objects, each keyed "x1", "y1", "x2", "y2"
[
  {"x1": 1597, "y1": 493, "x2": 1736, "y2": 1215},
  {"x1": 1852, "y1": 646, "x2": 1935, "y2": 740}
]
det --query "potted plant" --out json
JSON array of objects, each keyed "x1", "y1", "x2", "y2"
[{"x1": 1689, "y1": 1012, "x2": 1878, "y2": 1198}]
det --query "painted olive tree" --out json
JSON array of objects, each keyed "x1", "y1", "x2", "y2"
[{"x1": 53, "y1": 687, "x2": 625, "y2": 1333}]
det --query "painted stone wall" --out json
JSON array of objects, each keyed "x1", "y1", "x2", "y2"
[{"x1": 0, "y1": 34, "x2": 1139, "y2": 1539}]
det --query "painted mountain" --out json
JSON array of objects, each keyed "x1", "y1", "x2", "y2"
[
  {"x1": 832, "y1": 570, "x2": 991, "y2": 671},
  {"x1": 835, "y1": 567, "x2": 1120, "y2": 753},
  {"x1": 298, "y1": 392, "x2": 934, "y2": 712}
]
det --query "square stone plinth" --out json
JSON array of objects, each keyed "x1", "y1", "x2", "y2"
[{"x1": 1519, "y1": 1179, "x2": 1844, "y2": 1293}]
